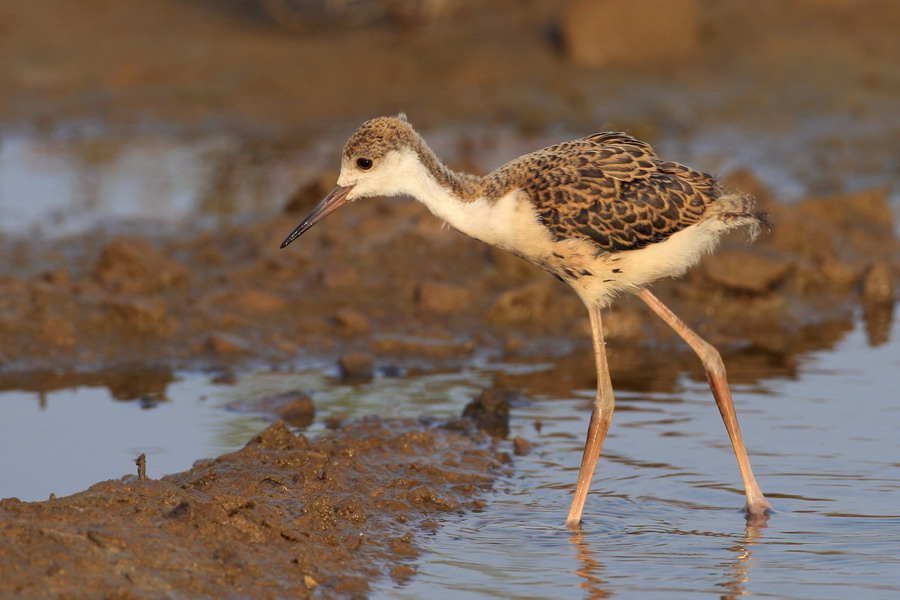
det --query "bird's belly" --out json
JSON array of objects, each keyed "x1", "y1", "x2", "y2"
[{"x1": 540, "y1": 218, "x2": 730, "y2": 307}]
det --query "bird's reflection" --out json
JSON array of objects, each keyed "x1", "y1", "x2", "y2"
[
  {"x1": 569, "y1": 512, "x2": 770, "y2": 599},
  {"x1": 718, "y1": 514, "x2": 770, "y2": 600},
  {"x1": 569, "y1": 530, "x2": 611, "y2": 599}
]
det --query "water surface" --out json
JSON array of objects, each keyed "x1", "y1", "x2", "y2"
[
  {"x1": 377, "y1": 316, "x2": 900, "y2": 600},
  {"x1": 1, "y1": 315, "x2": 898, "y2": 598}
]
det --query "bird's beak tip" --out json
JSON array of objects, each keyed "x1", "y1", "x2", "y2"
[{"x1": 279, "y1": 184, "x2": 354, "y2": 249}]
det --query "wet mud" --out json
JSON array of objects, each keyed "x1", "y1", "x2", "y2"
[
  {"x1": 1, "y1": 0, "x2": 899, "y2": 597},
  {"x1": 0, "y1": 419, "x2": 507, "y2": 598},
  {"x1": 0, "y1": 181, "x2": 895, "y2": 386}
]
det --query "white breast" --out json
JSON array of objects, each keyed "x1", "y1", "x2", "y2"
[{"x1": 424, "y1": 188, "x2": 557, "y2": 256}]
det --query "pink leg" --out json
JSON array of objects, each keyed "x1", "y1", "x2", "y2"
[
  {"x1": 566, "y1": 305, "x2": 615, "y2": 529},
  {"x1": 637, "y1": 289, "x2": 772, "y2": 516}
]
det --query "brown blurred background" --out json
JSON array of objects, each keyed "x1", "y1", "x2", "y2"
[{"x1": 2, "y1": 0, "x2": 897, "y2": 139}]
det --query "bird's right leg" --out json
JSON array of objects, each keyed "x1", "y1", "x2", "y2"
[
  {"x1": 566, "y1": 304, "x2": 616, "y2": 529},
  {"x1": 637, "y1": 288, "x2": 772, "y2": 517}
]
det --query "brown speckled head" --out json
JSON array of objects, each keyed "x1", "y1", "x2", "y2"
[
  {"x1": 342, "y1": 114, "x2": 422, "y2": 164},
  {"x1": 337, "y1": 114, "x2": 483, "y2": 200}
]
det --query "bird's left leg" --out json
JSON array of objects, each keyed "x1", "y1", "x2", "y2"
[
  {"x1": 637, "y1": 288, "x2": 772, "y2": 516},
  {"x1": 566, "y1": 304, "x2": 616, "y2": 529}
]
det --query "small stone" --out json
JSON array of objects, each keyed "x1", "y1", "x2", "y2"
[
  {"x1": 248, "y1": 421, "x2": 300, "y2": 450},
  {"x1": 512, "y1": 436, "x2": 533, "y2": 456},
  {"x1": 324, "y1": 414, "x2": 345, "y2": 430},
  {"x1": 303, "y1": 575, "x2": 318, "y2": 589},
  {"x1": 462, "y1": 388, "x2": 513, "y2": 438},
  {"x1": 227, "y1": 391, "x2": 316, "y2": 428},
  {"x1": 338, "y1": 352, "x2": 375, "y2": 382}
]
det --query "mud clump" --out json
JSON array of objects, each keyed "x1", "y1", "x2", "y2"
[
  {"x1": 338, "y1": 352, "x2": 376, "y2": 382},
  {"x1": 93, "y1": 237, "x2": 189, "y2": 294},
  {"x1": 460, "y1": 388, "x2": 517, "y2": 439},
  {"x1": 0, "y1": 420, "x2": 506, "y2": 599},
  {"x1": 227, "y1": 391, "x2": 316, "y2": 428}
]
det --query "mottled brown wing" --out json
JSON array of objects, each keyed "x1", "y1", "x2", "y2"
[{"x1": 518, "y1": 133, "x2": 719, "y2": 252}]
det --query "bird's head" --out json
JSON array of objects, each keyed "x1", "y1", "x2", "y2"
[{"x1": 281, "y1": 114, "x2": 424, "y2": 248}]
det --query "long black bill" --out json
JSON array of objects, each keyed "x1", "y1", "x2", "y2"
[{"x1": 280, "y1": 184, "x2": 355, "y2": 249}]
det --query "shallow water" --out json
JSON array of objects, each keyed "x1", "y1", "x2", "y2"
[
  {"x1": 0, "y1": 127, "x2": 329, "y2": 237},
  {"x1": 377, "y1": 315, "x2": 900, "y2": 600},
  {"x1": 1, "y1": 313, "x2": 898, "y2": 598}
]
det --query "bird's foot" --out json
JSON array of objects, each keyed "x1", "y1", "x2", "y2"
[{"x1": 743, "y1": 496, "x2": 774, "y2": 525}]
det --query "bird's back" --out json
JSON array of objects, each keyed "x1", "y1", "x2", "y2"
[{"x1": 484, "y1": 132, "x2": 728, "y2": 253}]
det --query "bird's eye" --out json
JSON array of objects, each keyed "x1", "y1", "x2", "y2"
[{"x1": 356, "y1": 157, "x2": 373, "y2": 170}]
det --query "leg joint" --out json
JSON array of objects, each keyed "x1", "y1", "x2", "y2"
[{"x1": 696, "y1": 338, "x2": 727, "y2": 379}]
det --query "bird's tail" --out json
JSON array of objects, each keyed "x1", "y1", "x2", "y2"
[{"x1": 710, "y1": 193, "x2": 768, "y2": 242}]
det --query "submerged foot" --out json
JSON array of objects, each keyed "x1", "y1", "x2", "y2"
[{"x1": 744, "y1": 496, "x2": 774, "y2": 524}]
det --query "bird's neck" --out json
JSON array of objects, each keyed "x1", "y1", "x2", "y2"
[
  {"x1": 413, "y1": 140, "x2": 485, "y2": 202},
  {"x1": 390, "y1": 139, "x2": 502, "y2": 242}
]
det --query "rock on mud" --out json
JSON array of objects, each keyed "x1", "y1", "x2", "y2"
[
  {"x1": 227, "y1": 391, "x2": 316, "y2": 428},
  {"x1": 338, "y1": 352, "x2": 375, "y2": 382},
  {"x1": 461, "y1": 388, "x2": 515, "y2": 438}
]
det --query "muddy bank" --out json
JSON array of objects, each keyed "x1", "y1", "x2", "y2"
[
  {"x1": 0, "y1": 419, "x2": 507, "y2": 598},
  {"x1": 0, "y1": 181, "x2": 896, "y2": 395}
]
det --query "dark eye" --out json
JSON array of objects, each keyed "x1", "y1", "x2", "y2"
[{"x1": 356, "y1": 157, "x2": 373, "y2": 170}]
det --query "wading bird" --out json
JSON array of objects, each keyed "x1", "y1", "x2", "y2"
[{"x1": 281, "y1": 115, "x2": 772, "y2": 528}]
